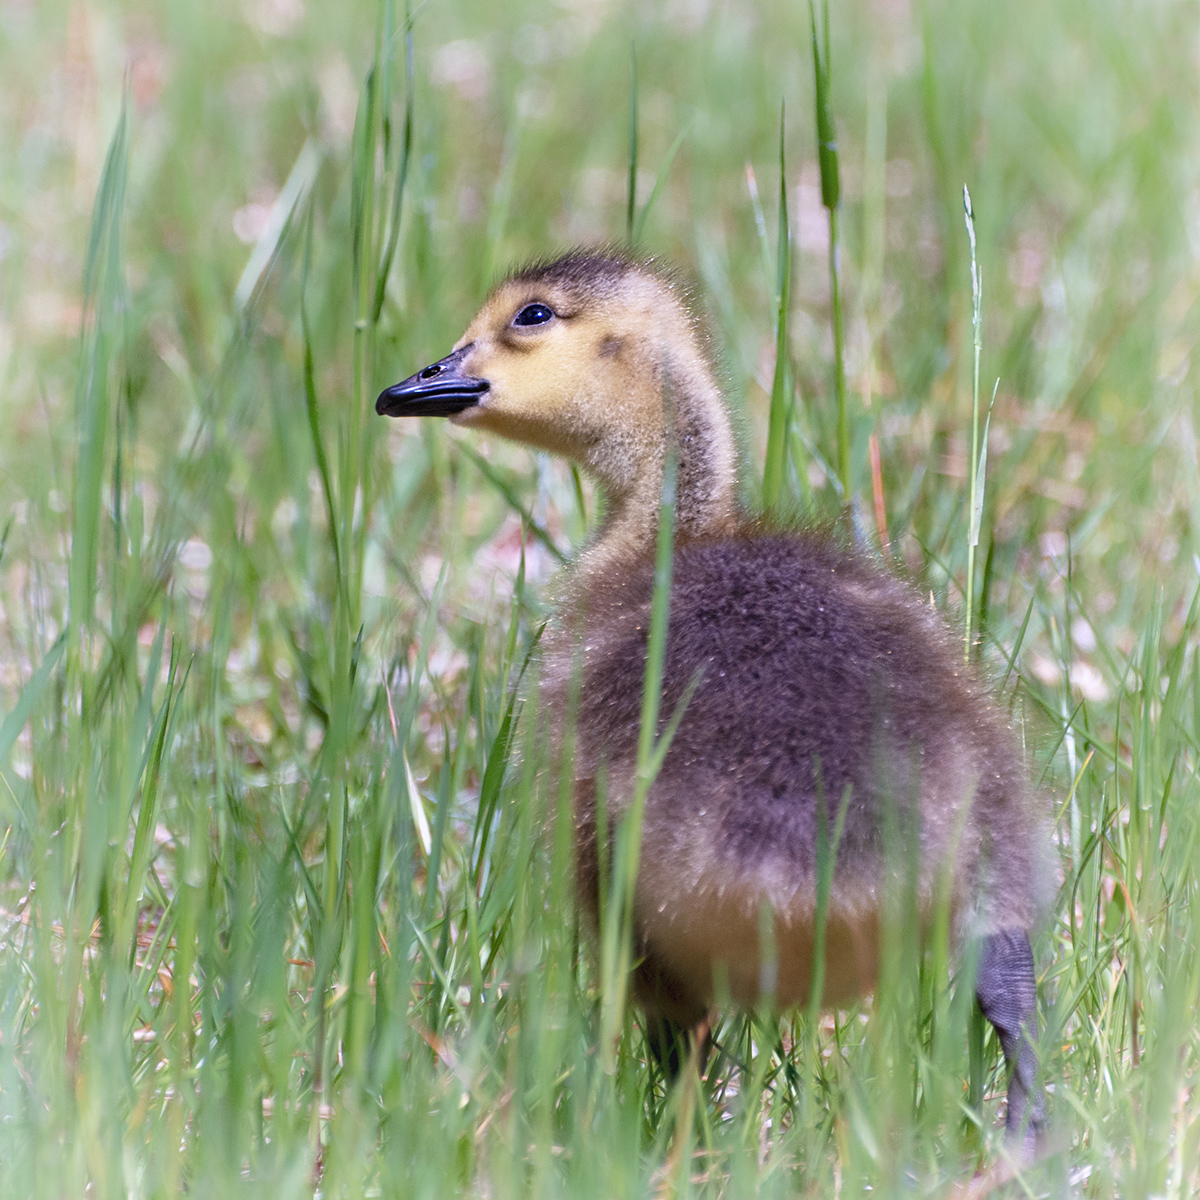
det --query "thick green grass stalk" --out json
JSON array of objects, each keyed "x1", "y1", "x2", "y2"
[
  {"x1": 761, "y1": 106, "x2": 792, "y2": 513},
  {"x1": 810, "y1": 0, "x2": 850, "y2": 500}
]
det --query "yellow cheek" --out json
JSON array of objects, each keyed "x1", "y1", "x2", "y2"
[{"x1": 486, "y1": 361, "x2": 572, "y2": 420}]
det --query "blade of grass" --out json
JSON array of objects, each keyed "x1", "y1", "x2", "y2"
[
  {"x1": 233, "y1": 138, "x2": 320, "y2": 317},
  {"x1": 963, "y1": 184, "x2": 983, "y2": 664},
  {"x1": 371, "y1": 2, "x2": 416, "y2": 322},
  {"x1": 806, "y1": 779, "x2": 851, "y2": 1024},
  {"x1": 745, "y1": 162, "x2": 776, "y2": 296},
  {"x1": 626, "y1": 44, "x2": 638, "y2": 243},
  {"x1": 483, "y1": 115, "x2": 522, "y2": 287},
  {"x1": 599, "y1": 428, "x2": 680, "y2": 1067},
  {"x1": 118, "y1": 639, "x2": 186, "y2": 962},
  {"x1": 402, "y1": 750, "x2": 433, "y2": 857},
  {"x1": 70, "y1": 96, "x2": 128, "y2": 649},
  {"x1": 762, "y1": 105, "x2": 792, "y2": 514},
  {"x1": 810, "y1": 0, "x2": 849, "y2": 500},
  {"x1": 632, "y1": 123, "x2": 688, "y2": 246},
  {"x1": 301, "y1": 205, "x2": 342, "y2": 586},
  {"x1": 456, "y1": 444, "x2": 567, "y2": 563},
  {"x1": 999, "y1": 591, "x2": 1035, "y2": 694},
  {"x1": 472, "y1": 627, "x2": 544, "y2": 883},
  {"x1": 969, "y1": 379, "x2": 998, "y2": 551},
  {"x1": 0, "y1": 631, "x2": 66, "y2": 769}
]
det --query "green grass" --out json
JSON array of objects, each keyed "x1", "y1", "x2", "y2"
[{"x1": 3, "y1": 0, "x2": 1200, "y2": 1195}]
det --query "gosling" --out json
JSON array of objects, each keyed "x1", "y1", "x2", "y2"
[{"x1": 376, "y1": 250, "x2": 1052, "y2": 1150}]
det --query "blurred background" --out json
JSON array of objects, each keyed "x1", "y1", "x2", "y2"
[
  {"x1": 2, "y1": 0, "x2": 1200, "y2": 1195},
  {"x1": 4, "y1": 0, "x2": 1200, "y2": 670}
]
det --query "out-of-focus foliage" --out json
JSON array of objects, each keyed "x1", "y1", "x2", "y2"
[{"x1": 1, "y1": 0, "x2": 1199, "y2": 1194}]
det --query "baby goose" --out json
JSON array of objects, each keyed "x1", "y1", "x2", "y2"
[{"x1": 377, "y1": 250, "x2": 1051, "y2": 1149}]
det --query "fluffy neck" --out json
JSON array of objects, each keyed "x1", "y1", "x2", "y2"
[{"x1": 575, "y1": 352, "x2": 739, "y2": 580}]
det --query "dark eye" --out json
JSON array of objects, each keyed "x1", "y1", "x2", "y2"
[{"x1": 513, "y1": 303, "x2": 554, "y2": 327}]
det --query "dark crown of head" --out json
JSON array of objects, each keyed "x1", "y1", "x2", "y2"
[{"x1": 500, "y1": 248, "x2": 668, "y2": 303}]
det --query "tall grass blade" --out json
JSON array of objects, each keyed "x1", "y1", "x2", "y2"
[
  {"x1": 372, "y1": 2, "x2": 415, "y2": 321},
  {"x1": 395, "y1": 564, "x2": 447, "y2": 749},
  {"x1": 635, "y1": 441, "x2": 678, "y2": 793},
  {"x1": 457, "y1": 444, "x2": 567, "y2": 563},
  {"x1": 472, "y1": 629, "x2": 542, "y2": 882},
  {"x1": 301, "y1": 206, "x2": 342, "y2": 585},
  {"x1": 745, "y1": 162, "x2": 776, "y2": 295},
  {"x1": 626, "y1": 44, "x2": 638, "y2": 243},
  {"x1": 809, "y1": 0, "x2": 849, "y2": 499},
  {"x1": 806, "y1": 780, "x2": 851, "y2": 1023},
  {"x1": 1000, "y1": 591, "x2": 1036, "y2": 693},
  {"x1": 762, "y1": 105, "x2": 792, "y2": 513},
  {"x1": 632, "y1": 123, "x2": 688, "y2": 245},
  {"x1": 600, "y1": 419, "x2": 679, "y2": 1066},
  {"x1": 233, "y1": 139, "x2": 320, "y2": 316},
  {"x1": 117, "y1": 637, "x2": 184, "y2": 959},
  {"x1": 963, "y1": 184, "x2": 983, "y2": 664},
  {"x1": 0, "y1": 632, "x2": 66, "y2": 769},
  {"x1": 70, "y1": 97, "x2": 128, "y2": 645},
  {"x1": 969, "y1": 378, "x2": 999, "y2": 551},
  {"x1": 483, "y1": 116, "x2": 522, "y2": 286},
  {"x1": 403, "y1": 750, "x2": 433, "y2": 857}
]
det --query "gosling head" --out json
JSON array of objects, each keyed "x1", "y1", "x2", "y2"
[{"x1": 377, "y1": 250, "x2": 731, "y2": 503}]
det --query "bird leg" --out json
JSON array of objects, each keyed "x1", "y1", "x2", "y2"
[
  {"x1": 635, "y1": 952, "x2": 710, "y2": 1081},
  {"x1": 644, "y1": 1013, "x2": 692, "y2": 1081},
  {"x1": 975, "y1": 928, "x2": 1045, "y2": 1156},
  {"x1": 643, "y1": 1012, "x2": 714, "y2": 1083}
]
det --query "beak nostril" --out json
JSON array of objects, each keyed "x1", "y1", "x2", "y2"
[{"x1": 377, "y1": 342, "x2": 484, "y2": 417}]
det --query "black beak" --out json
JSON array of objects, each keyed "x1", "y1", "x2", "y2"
[{"x1": 375, "y1": 344, "x2": 489, "y2": 417}]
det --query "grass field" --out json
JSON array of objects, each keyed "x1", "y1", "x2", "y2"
[{"x1": 3, "y1": 0, "x2": 1200, "y2": 1195}]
